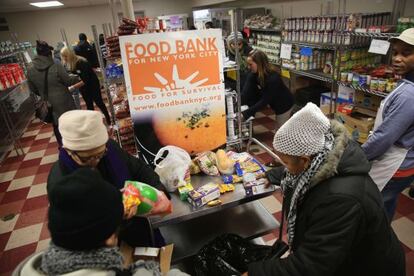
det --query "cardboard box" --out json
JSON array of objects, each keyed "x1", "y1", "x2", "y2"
[
  {"x1": 120, "y1": 243, "x2": 174, "y2": 274},
  {"x1": 335, "y1": 112, "x2": 375, "y2": 143},
  {"x1": 244, "y1": 178, "x2": 268, "y2": 196},
  {"x1": 354, "y1": 90, "x2": 382, "y2": 111},
  {"x1": 187, "y1": 183, "x2": 220, "y2": 208},
  {"x1": 338, "y1": 85, "x2": 355, "y2": 102}
]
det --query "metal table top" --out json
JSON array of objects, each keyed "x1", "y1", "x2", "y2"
[{"x1": 150, "y1": 175, "x2": 277, "y2": 228}]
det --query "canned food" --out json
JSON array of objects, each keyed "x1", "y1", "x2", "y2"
[
  {"x1": 366, "y1": 75, "x2": 371, "y2": 85},
  {"x1": 347, "y1": 72, "x2": 353, "y2": 82},
  {"x1": 378, "y1": 79, "x2": 387, "y2": 92},
  {"x1": 386, "y1": 79, "x2": 394, "y2": 92},
  {"x1": 340, "y1": 72, "x2": 348, "y2": 82},
  {"x1": 370, "y1": 78, "x2": 379, "y2": 91},
  {"x1": 359, "y1": 75, "x2": 368, "y2": 86},
  {"x1": 352, "y1": 75, "x2": 359, "y2": 86}
]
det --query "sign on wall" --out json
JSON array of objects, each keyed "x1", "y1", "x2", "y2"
[{"x1": 119, "y1": 30, "x2": 226, "y2": 164}]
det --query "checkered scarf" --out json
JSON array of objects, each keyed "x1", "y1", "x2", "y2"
[{"x1": 281, "y1": 131, "x2": 334, "y2": 247}]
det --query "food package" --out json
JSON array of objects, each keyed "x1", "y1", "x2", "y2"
[
  {"x1": 154, "y1": 146, "x2": 192, "y2": 192},
  {"x1": 215, "y1": 149, "x2": 235, "y2": 175},
  {"x1": 189, "y1": 160, "x2": 201, "y2": 175},
  {"x1": 227, "y1": 152, "x2": 265, "y2": 177},
  {"x1": 195, "y1": 152, "x2": 220, "y2": 176},
  {"x1": 243, "y1": 179, "x2": 268, "y2": 196},
  {"x1": 178, "y1": 183, "x2": 194, "y2": 201},
  {"x1": 219, "y1": 184, "x2": 235, "y2": 194},
  {"x1": 188, "y1": 183, "x2": 220, "y2": 208},
  {"x1": 114, "y1": 101, "x2": 130, "y2": 119},
  {"x1": 123, "y1": 181, "x2": 172, "y2": 216},
  {"x1": 222, "y1": 175, "x2": 243, "y2": 184}
]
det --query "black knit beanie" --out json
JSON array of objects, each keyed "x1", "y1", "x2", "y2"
[
  {"x1": 48, "y1": 168, "x2": 124, "y2": 250},
  {"x1": 36, "y1": 40, "x2": 53, "y2": 56}
]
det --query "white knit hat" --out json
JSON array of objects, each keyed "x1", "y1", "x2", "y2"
[
  {"x1": 59, "y1": 110, "x2": 108, "y2": 151},
  {"x1": 273, "y1": 103, "x2": 330, "y2": 156}
]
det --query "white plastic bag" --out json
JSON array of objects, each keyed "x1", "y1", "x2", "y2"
[{"x1": 154, "y1": 146, "x2": 192, "y2": 192}]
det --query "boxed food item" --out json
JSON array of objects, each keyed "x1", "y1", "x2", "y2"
[
  {"x1": 244, "y1": 179, "x2": 268, "y2": 196},
  {"x1": 187, "y1": 183, "x2": 220, "y2": 208},
  {"x1": 353, "y1": 90, "x2": 382, "y2": 111},
  {"x1": 178, "y1": 183, "x2": 194, "y2": 201}
]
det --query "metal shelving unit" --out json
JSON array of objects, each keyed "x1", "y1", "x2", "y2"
[
  {"x1": 347, "y1": 32, "x2": 400, "y2": 39},
  {"x1": 248, "y1": 28, "x2": 281, "y2": 33},
  {"x1": 337, "y1": 81, "x2": 388, "y2": 98},
  {"x1": 288, "y1": 69, "x2": 334, "y2": 83},
  {"x1": 282, "y1": 41, "x2": 337, "y2": 50}
]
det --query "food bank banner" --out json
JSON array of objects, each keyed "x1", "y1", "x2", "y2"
[{"x1": 119, "y1": 30, "x2": 226, "y2": 164}]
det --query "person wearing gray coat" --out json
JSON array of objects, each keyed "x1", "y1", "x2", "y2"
[{"x1": 27, "y1": 40, "x2": 79, "y2": 145}]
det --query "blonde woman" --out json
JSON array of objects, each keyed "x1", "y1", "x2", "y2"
[{"x1": 60, "y1": 47, "x2": 111, "y2": 125}]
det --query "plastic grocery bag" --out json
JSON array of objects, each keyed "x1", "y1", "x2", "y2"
[
  {"x1": 123, "y1": 181, "x2": 172, "y2": 216},
  {"x1": 193, "y1": 234, "x2": 288, "y2": 276},
  {"x1": 154, "y1": 146, "x2": 192, "y2": 192}
]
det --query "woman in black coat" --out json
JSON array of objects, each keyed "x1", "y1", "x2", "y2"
[
  {"x1": 242, "y1": 49, "x2": 294, "y2": 131},
  {"x1": 60, "y1": 47, "x2": 111, "y2": 125}
]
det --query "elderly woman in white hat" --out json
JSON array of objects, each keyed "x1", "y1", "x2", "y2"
[
  {"x1": 47, "y1": 110, "x2": 169, "y2": 247},
  {"x1": 245, "y1": 103, "x2": 405, "y2": 276}
]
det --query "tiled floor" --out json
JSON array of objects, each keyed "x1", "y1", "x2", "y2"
[{"x1": 0, "y1": 109, "x2": 413, "y2": 275}]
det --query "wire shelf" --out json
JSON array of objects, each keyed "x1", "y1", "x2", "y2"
[
  {"x1": 288, "y1": 69, "x2": 334, "y2": 83},
  {"x1": 249, "y1": 28, "x2": 282, "y2": 33},
  {"x1": 0, "y1": 51, "x2": 21, "y2": 61},
  {"x1": 337, "y1": 81, "x2": 388, "y2": 98},
  {"x1": 282, "y1": 41, "x2": 337, "y2": 50},
  {"x1": 347, "y1": 32, "x2": 399, "y2": 39}
]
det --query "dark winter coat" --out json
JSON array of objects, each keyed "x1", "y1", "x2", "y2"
[
  {"x1": 73, "y1": 59, "x2": 101, "y2": 95},
  {"x1": 249, "y1": 121, "x2": 405, "y2": 276},
  {"x1": 27, "y1": 55, "x2": 79, "y2": 123},
  {"x1": 74, "y1": 41, "x2": 99, "y2": 68},
  {"x1": 47, "y1": 139, "x2": 167, "y2": 195},
  {"x1": 241, "y1": 72, "x2": 293, "y2": 119}
]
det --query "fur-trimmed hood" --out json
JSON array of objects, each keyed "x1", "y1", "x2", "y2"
[{"x1": 310, "y1": 120, "x2": 371, "y2": 186}]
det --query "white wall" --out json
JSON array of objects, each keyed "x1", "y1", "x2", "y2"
[{"x1": 0, "y1": 0, "x2": 193, "y2": 46}]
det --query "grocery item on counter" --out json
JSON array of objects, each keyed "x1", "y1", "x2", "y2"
[
  {"x1": 122, "y1": 181, "x2": 172, "y2": 216},
  {"x1": 222, "y1": 174, "x2": 243, "y2": 184},
  {"x1": 189, "y1": 160, "x2": 201, "y2": 175},
  {"x1": 178, "y1": 183, "x2": 194, "y2": 201},
  {"x1": 244, "y1": 178, "x2": 268, "y2": 196},
  {"x1": 187, "y1": 183, "x2": 221, "y2": 208},
  {"x1": 207, "y1": 199, "x2": 222, "y2": 207},
  {"x1": 216, "y1": 149, "x2": 235, "y2": 175},
  {"x1": 154, "y1": 145, "x2": 192, "y2": 192},
  {"x1": 219, "y1": 184, "x2": 235, "y2": 194},
  {"x1": 195, "y1": 151, "x2": 220, "y2": 176}
]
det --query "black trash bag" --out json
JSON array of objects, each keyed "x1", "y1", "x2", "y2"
[{"x1": 194, "y1": 234, "x2": 287, "y2": 276}]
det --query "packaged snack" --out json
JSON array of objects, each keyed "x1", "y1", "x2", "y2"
[
  {"x1": 195, "y1": 152, "x2": 220, "y2": 176},
  {"x1": 122, "y1": 181, "x2": 172, "y2": 216},
  {"x1": 219, "y1": 184, "x2": 235, "y2": 194},
  {"x1": 244, "y1": 179, "x2": 268, "y2": 196},
  {"x1": 222, "y1": 174, "x2": 243, "y2": 184},
  {"x1": 207, "y1": 199, "x2": 222, "y2": 207},
  {"x1": 189, "y1": 160, "x2": 201, "y2": 175},
  {"x1": 178, "y1": 183, "x2": 194, "y2": 201},
  {"x1": 187, "y1": 183, "x2": 220, "y2": 208},
  {"x1": 215, "y1": 149, "x2": 235, "y2": 175}
]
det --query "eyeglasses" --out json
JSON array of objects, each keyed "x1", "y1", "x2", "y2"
[{"x1": 69, "y1": 147, "x2": 107, "y2": 163}]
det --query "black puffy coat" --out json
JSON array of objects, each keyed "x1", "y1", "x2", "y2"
[{"x1": 249, "y1": 121, "x2": 405, "y2": 276}]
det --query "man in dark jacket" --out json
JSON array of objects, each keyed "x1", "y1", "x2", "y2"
[
  {"x1": 47, "y1": 110, "x2": 169, "y2": 247},
  {"x1": 74, "y1": 33, "x2": 99, "y2": 68},
  {"x1": 27, "y1": 40, "x2": 79, "y2": 145},
  {"x1": 245, "y1": 103, "x2": 405, "y2": 276}
]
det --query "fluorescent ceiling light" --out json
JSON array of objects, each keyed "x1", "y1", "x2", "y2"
[{"x1": 30, "y1": 1, "x2": 64, "y2": 8}]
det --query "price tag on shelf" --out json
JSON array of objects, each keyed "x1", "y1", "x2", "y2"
[
  {"x1": 368, "y1": 39, "x2": 390, "y2": 55},
  {"x1": 280, "y1": 43, "x2": 292, "y2": 60}
]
